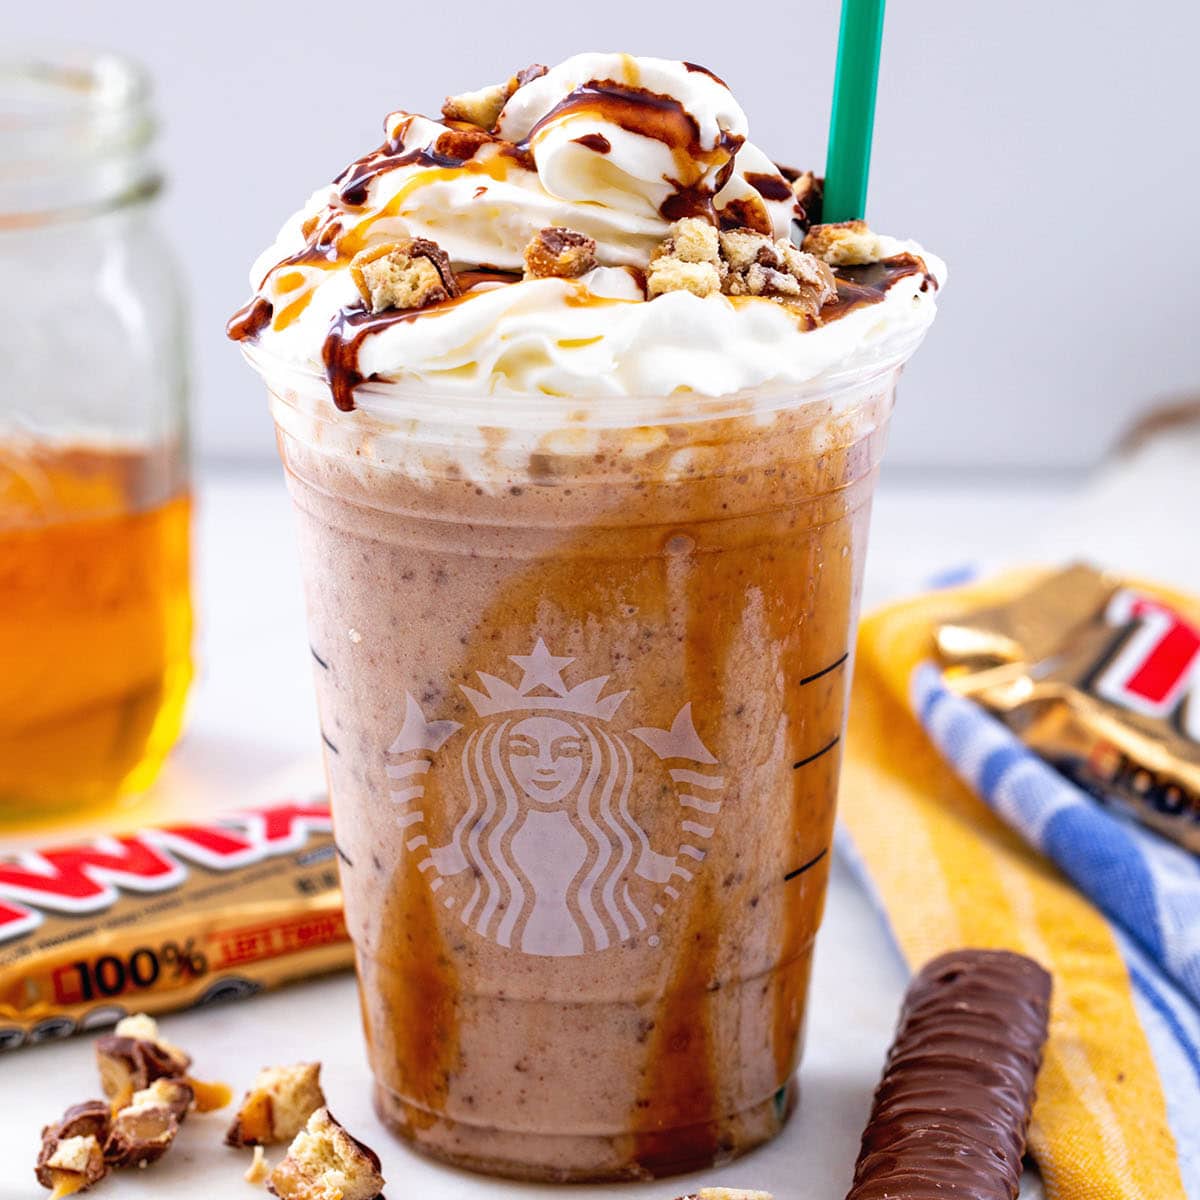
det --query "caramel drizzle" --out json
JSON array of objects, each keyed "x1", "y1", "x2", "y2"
[
  {"x1": 335, "y1": 120, "x2": 486, "y2": 208},
  {"x1": 315, "y1": 256, "x2": 930, "y2": 411},
  {"x1": 228, "y1": 73, "x2": 770, "y2": 349},
  {"x1": 228, "y1": 78, "x2": 930, "y2": 411},
  {"x1": 631, "y1": 875, "x2": 721, "y2": 1174}
]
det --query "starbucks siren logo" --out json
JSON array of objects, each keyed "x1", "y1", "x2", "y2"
[{"x1": 384, "y1": 639, "x2": 723, "y2": 956}]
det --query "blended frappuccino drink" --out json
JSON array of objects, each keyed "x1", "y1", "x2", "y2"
[{"x1": 229, "y1": 52, "x2": 943, "y2": 1181}]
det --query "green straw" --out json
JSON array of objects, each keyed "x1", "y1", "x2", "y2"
[{"x1": 823, "y1": 0, "x2": 886, "y2": 223}]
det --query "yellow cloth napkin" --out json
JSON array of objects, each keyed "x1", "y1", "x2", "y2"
[{"x1": 840, "y1": 570, "x2": 1188, "y2": 1200}]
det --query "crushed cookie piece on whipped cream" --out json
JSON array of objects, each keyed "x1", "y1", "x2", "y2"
[
  {"x1": 647, "y1": 217, "x2": 723, "y2": 298},
  {"x1": 442, "y1": 80, "x2": 513, "y2": 130},
  {"x1": 523, "y1": 227, "x2": 598, "y2": 279},
  {"x1": 350, "y1": 239, "x2": 460, "y2": 313},
  {"x1": 433, "y1": 125, "x2": 495, "y2": 160},
  {"x1": 442, "y1": 64, "x2": 547, "y2": 130},
  {"x1": 719, "y1": 228, "x2": 836, "y2": 311},
  {"x1": 647, "y1": 218, "x2": 835, "y2": 311},
  {"x1": 802, "y1": 220, "x2": 890, "y2": 266},
  {"x1": 229, "y1": 52, "x2": 943, "y2": 402}
]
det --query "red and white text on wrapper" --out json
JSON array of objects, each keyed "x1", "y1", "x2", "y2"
[{"x1": 0, "y1": 802, "x2": 354, "y2": 1048}]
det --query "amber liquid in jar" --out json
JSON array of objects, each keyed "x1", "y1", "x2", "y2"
[{"x1": 0, "y1": 444, "x2": 192, "y2": 815}]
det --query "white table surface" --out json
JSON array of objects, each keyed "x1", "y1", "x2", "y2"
[{"x1": 5, "y1": 441, "x2": 1186, "y2": 1200}]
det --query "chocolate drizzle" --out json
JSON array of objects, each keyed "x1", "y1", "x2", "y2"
[
  {"x1": 499, "y1": 141, "x2": 536, "y2": 172},
  {"x1": 846, "y1": 949, "x2": 1051, "y2": 1200},
  {"x1": 227, "y1": 68, "x2": 809, "y2": 353},
  {"x1": 821, "y1": 254, "x2": 935, "y2": 324},
  {"x1": 321, "y1": 270, "x2": 522, "y2": 410},
  {"x1": 792, "y1": 190, "x2": 822, "y2": 231},
  {"x1": 310, "y1": 253, "x2": 927, "y2": 410},
  {"x1": 744, "y1": 171, "x2": 793, "y2": 203},
  {"x1": 336, "y1": 142, "x2": 410, "y2": 209},
  {"x1": 523, "y1": 80, "x2": 717, "y2": 153},
  {"x1": 515, "y1": 63, "x2": 549, "y2": 87},
  {"x1": 572, "y1": 132, "x2": 612, "y2": 154},
  {"x1": 661, "y1": 187, "x2": 720, "y2": 224},
  {"x1": 331, "y1": 109, "x2": 514, "y2": 209},
  {"x1": 715, "y1": 195, "x2": 772, "y2": 234},
  {"x1": 455, "y1": 268, "x2": 523, "y2": 291},
  {"x1": 682, "y1": 61, "x2": 729, "y2": 87},
  {"x1": 322, "y1": 304, "x2": 407, "y2": 411},
  {"x1": 228, "y1": 67, "x2": 934, "y2": 394},
  {"x1": 521, "y1": 79, "x2": 745, "y2": 224},
  {"x1": 336, "y1": 133, "x2": 477, "y2": 208},
  {"x1": 226, "y1": 296, "x2": 273, "y2": 343}
]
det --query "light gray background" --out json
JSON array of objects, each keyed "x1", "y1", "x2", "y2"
[{"x1": 14, "y1": 0, "x2": 1199, "y2": 467}]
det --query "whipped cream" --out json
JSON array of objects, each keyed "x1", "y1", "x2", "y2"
[{"x1": 232, "y1": 52, "x2": 943, "y2": 402}]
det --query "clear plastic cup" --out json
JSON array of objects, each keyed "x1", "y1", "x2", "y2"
[{"x1": 250, "y1": 340, "x2": 915, "y2": 1181}]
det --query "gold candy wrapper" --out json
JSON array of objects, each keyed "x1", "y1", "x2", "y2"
[
  {"x1": 936, "y1": 563, "x2": 1200, "y2": 853},
  {"x1": 0, "y1": 800, "x2": 353, "y2": 1050}
]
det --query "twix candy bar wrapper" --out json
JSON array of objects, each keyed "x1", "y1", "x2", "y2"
[
  {"x1": 0, "y1": 800, "x2": 353, "y2": 1050},
  {"x1": 936, "y1": 563, "x2": 1200, "y2": 852}
]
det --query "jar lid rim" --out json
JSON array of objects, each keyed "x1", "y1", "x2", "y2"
[
  {"x1": 0, "y1": 49, "x2": 158, "y2": 221},
  {"x1": 0, "y1": 49, "x2": 152, "y2": 130}
]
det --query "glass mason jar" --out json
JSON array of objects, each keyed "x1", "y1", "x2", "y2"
[{"x1": 0, "y1": 51, "x2": 192, "y2": 818}]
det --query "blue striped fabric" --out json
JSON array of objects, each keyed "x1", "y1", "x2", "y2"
[
  {"x1": 911, "y1": 662, "x2": 1200, "y2": 1194},
  {"x1": 913, "y1": 663, "x2": 1200, "y2": 1009},
  {"x1": 1120, "y1": 928, "x2": 1200, "y2": 1197}
]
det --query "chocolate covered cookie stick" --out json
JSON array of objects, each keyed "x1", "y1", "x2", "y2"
[{"x1": 846, "y1": 949, "x2": 1052, "y2": 1200}]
